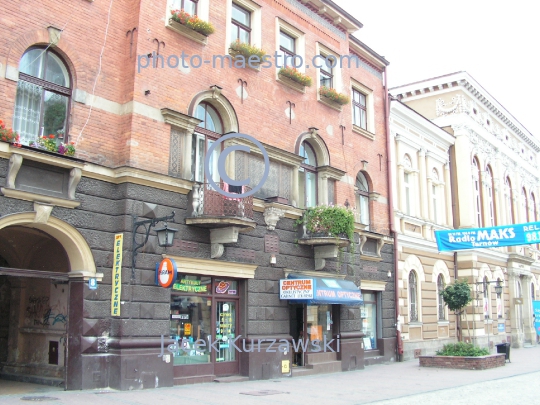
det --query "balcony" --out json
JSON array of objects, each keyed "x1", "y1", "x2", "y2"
[{"x1": 186, "y1": 183, "x2": 256, "y2": 259}]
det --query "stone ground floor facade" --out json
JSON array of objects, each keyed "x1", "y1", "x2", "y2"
[{"x1": 0, "y1": 151, "x2": 396, "y2": 390}]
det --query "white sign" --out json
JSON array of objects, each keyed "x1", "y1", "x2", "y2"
[{"x1": 280, "y1": 279, "x2": 314, "y2": 300}]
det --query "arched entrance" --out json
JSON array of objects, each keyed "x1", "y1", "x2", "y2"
[{"x1": 0, "y1": 214, "x2": 97, "y2": 387}]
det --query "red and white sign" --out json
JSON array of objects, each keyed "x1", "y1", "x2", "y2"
[
  {"x1": 280, "y1": 279, "x2": 314, "y2": 300},
  {"x1": 157, "y1": 258, "x2": 177, "y2": 288}
]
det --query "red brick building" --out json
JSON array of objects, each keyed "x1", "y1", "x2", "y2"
[{"x1": 0, "y1": 0, "x2": 395, "y2": 390}]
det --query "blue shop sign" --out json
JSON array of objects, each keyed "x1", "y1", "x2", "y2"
[
  {"x1": 533, "y1": 301, "x2": 540, "y2": 337},
  {"x1": 435, "y1": 221, "x2": 540, "y2": 252}
]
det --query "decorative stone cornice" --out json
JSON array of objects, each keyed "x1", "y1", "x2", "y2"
[
  {"x1": 161, "y1": 108, "x2": 202, "y2": 132},
  {"x1": 317, "y1": 165, "x2": 346, "y2": 181}
]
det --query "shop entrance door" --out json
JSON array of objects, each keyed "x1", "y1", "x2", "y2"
[{"x1": 214, "y1": 300, "x2": 239, "y2": 376}]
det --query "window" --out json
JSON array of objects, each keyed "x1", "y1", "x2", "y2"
[
  {"x1": 319, "y1": 54, "x2": 333, "y2": 88},
  {"x1": 279, "y1": 31, "x2": 296, "y2": 67},
  {"x1": 192, "y1": 102, "x2": 223, "y2": 183},
  {"x1": 356, "y1": 171, "x2": 370, "y2": 226},
  {"x1": 328, "y1": 179, "x2": 335, "y2": 206},
  {"x1": 472, "y1": 157, "x2": 483, "y2": 227},
  {"x1": 437, "y1": 274, "x2": 445, "y2": 321},
  {"x1": 432, "y1": 169, "x2": 439, "y2": 224},
  {"x1": 352, "y1": 89, "x2": 367, "y2": 130},
  {"x1": 497, "y1": 278, "x2": 503, "y2": 319},
  {"x1": 231, "y1": 3, "x2": 251, "y2": 43},
  {"x1": 483, "y1": 276, "x2": 490, "y2": 319},
  {"x1": 404, "y1": 173, "x2": 411, "y2": 215},
  {"x1": 13, "y1": 47, "x2": 72, "y2": 146},
  {"x1": 486, "y1": 166, "x2": 496, "y2": 227},
  {"x1": 299, "y1": 141, "x2": 317, "y2": 208},
  {"x1": 522, "y1": 187, "x2": 529, "y2": 223},
  {"x1": 409, "y1": 271, "x2": 418, "y2": 322},
  {"x1": 361, "y1": 292, "x2": 378, "y2": 350},
  {"x1": 171, "y1": 0, "x2": 198, "y2": 15},
  {"x1": 505, "y1": 177, "x2": 515, "y2": 224}
]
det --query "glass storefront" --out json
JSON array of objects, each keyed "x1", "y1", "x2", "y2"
[
  {"x1": 169, "y1": 275, "x2": 239, "y2": 367},
  {"x1": 306, "y1": 305, "x2": 333, "y2": 344},
  {"x1": 362, "y1": 292, "x2": 377, "y2": 350}
]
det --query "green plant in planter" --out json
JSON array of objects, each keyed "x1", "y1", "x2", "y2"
[
  {"x1": 229, "y1": 40, "x2": 266, "y2": 61},
  {"x1": 296, "y1": 205, "x2": 355, "y2": 249},
  {"x1": 319, "y1": 86, "x2": 350, "y2": 105},
  {"x1": 436, "y1": 342, "x2": 489, "y2": 357},
  {"x1": 278, "y1": 66, "x2": 312, "y2": 87},
  {"x1": 440, "y1": 278, "x2": 472, "y2": 342}
]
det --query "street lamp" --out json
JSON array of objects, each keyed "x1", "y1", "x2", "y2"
[
  {"x1": 474, "y1": 279, "x2": 504, "y2": 349},
  {"x1": 132, "y1": 211, "x2": 177, "y2": 277}
]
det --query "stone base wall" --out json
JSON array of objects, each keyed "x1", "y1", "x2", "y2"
[{"x1": 419, "y1": 354, "x2": 505, "y2": 370}]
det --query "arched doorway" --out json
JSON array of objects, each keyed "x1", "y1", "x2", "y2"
[
  {"x1": 0, "y1": 225, "x2": 70, "y2": 385},
  {"x1": 0, "y1": 214, "x2": 97, "y2": 388}
]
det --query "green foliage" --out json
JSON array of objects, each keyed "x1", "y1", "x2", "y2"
[
  {"x1": 278, "y1": 66, "x2": 313, "y2": 87},
  {"x1": 296, "y1": 205, "x2": 355, "y2": 250},
  {"x1": 229, "y1": 40, "x2": 266, "y2": 60},
  {"x1": 170, "y1": 10, "x2": 215, "y2": 36},
  {"x1": 440, "y1": 278, "x2": 472, "y2": 313},
  {"x1": 319, "y1": 86, "x2": 350, "y2": 105},
  {"x1": 436, "y1": 342, "x2": 489, "y2": 357}
]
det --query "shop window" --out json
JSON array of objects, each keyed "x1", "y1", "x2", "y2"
[
  {"x1": 361, "y1": 292, "x2": 377, "y2": 350},
  {"x1": 299, "y1": 141, "x2": 318, "y2": 208},
  {"x1": 13, "y1": 47, "x2": 72, "y2": 146},
  {"x1": 306, "y1": 305, "x2": 333, "y2": 344},
  {"x1": 192, "y1": 102, "x2": 223, "y2": 183}
]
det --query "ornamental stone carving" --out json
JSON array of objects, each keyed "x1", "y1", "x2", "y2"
[{"x1": 263, "y1": 207, "x2": 285, "y2": 231}]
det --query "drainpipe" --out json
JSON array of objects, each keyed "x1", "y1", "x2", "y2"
[{"x1": 382, "y1": 67, "x2": 403, "y2": 361}]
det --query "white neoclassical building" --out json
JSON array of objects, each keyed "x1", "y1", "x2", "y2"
[{"x1": 390, "y1": 71, "x2": 540, "y2": 359}]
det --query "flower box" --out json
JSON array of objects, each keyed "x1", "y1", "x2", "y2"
[
  {"x1": 318, "y1": 86, "x2": 350, "y2": 111},
  {"x1": 29, "y1": 134, "x2": 76, "y2": 157},
  {"x1": 0, "y1": 119, "x2": 20, "y2": 145},
  {"x1": 296, "y1": 205, "x2": 355, "y2": 248},
  {"x1": 277, "y1": 67, "x2": 312, "y2": 93},
  {"x1": 167, "y1": 10, "x2": 214, "y2": 45},
  {"x1": 228, "y1": 41, "x2": 266, "y2": 70},
  {"x1": 167, "y1": 18, "x2": 209, "y2": 45}
]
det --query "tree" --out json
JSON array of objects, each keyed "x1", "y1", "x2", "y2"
[{"x1": 440, "y1": 279, "x2": 472, "y2": 342}]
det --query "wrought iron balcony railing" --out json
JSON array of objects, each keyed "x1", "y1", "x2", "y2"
[{"x1": 190, "y1": 183, "x2": 254, "y2": 220}]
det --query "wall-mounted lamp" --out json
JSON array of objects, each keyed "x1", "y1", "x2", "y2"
[
  {"x1": 270, "y1": 254, "x2": 277, "y2": 266},
  {"x1": 144, "y1": 90, "x2": 151, "y2": 96},
  {"x1": 132, "y1": 211, "x2": 177, "y2": 277},
  {"x1": 387, "y1": 270, "x2": 392, "y2": 278}
]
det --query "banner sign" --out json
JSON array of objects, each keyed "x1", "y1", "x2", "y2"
[
  {"x1": 111, "y1": 233, "x2": 123, "y2": 316},
  {"x1": 280, "y1": 279, "x2": 314, "y2": 300},
  {"x1": 533, "y1": 301, "x2": 540, "y2": 337},
  {"x1": 435, "y1": 221, "x2": 540, "y2": 252}
]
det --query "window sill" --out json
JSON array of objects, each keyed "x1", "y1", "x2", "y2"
[
  {"x1": 276, "y1": 73, "x2": 307, "y2": 93},
  {"x1": 1, "y1": 187, "x2": 80, "y2": 209},
  {"x1": 317, "y1": 93, "x2": 343, "y2": 112},
  {"x1": 408, "y1": 322, "x2": 423, "y2": 327},
  {"x1": 360, "y1": 254, "x2": 382, "y2": 262},
  {"x1": 437, "y1": 320, "x2": 450, "y2": 325},
  {"x1": 352, "y1": 124, "x2": 375, "y2": 140},
  {"x1": 166, "y1": 18, "x2": 208, "y2": 45}
]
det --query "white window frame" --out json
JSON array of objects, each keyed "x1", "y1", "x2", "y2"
[
  {"x1": 275, "y1": 18, "x2": 306, "y2": 74},
  {"x1": 351, "y1": 78, "x2": 375, "y2": 139},
  {"x1": 167, "y1": 0, "x2": 209, "y2": 22},
  {"x1": 225, "y1": 0, "x2": 262, "y2": 54},
  {"x1": 315, "y1": 43, "x2": 342, "y2": 91}
]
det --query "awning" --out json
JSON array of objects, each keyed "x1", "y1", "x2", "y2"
[{"x1": 279, "y1": 274, "x2": 363, "y2": 305}]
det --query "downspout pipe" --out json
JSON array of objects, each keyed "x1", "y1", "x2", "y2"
[{"x1": 382, "y1": 67, "x2": 403, "y2": 361}]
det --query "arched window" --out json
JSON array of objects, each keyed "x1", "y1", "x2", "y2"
[
  {"x1": 497, "y1": 278, "x2": 503, "y2": 319},
  {"x1": 437, "y1": 274, "x2": 445, "y2": 320},
  {"x1": 521, "y1": 187, "x2": 529, "y2": 223},
  {"x1": 505, "y1": 177, "x2": 515, "y2": 224},
  {"x1": 13, "y1": 47, "x2": 72, "y2": 145},
  {"x1": 192, "y1": 102, "x2": 223, "y2": 182},
  {"x1": 356, "y1": 171, "x2": 370, "y2": 226},
  {"x1": 472, "y1": 157, "x2": 483, "y2": 227},
  {"x1": 485, "y1": 166, "x2": 496, "y2": 226},
  {"x1": 409, "y1": 271, "x2": 418, "y2": 322},
  {"x1": 299, "y1": 141, "x2": 317, "y2": 208},
  {"x1": 532, "y1": 193, "x2": 538, "y2": 222},
  {"x1": 483, "y1": 276, "x2": 490, "y2": 319}
]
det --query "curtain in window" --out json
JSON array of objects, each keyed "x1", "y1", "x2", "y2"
[{"x1": 13, "y1": 80, "x2": 43, "y2": 145}]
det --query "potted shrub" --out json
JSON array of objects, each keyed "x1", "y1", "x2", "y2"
[
  {"x1": 436, "y1": 342, "x2": 489, "y2": 357},
  {"x1": 170, "y1": 9, "x2": 215, "y2": 37},
  {"x1": 296, "y1": 205, "x2": 355, "y2": 247},
  {"x1": 30, "y1": 134, "x2": 76, "y2": 157},
  {"x1": 0, "y1": 120, "x2": 20, "y2": 145},
  {"x1": 278, "y1": 66, "x2": 313, "y2": 88},
  {"x1": 229, "y1": 40, "x2": 266, "y2": 66},
  {"x1": 319, "y1": 86, "x2": 350, "y2": 106}
]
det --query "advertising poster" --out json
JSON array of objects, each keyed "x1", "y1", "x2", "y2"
[
  {"x1": 533, "y1": 301, "x2": 540, "y2": 337},
  {"x1": 111, "y1": 233, "x2": 123, "y2": 316},
  {"x1": 280, "y1": 279, "x2": 314, "y2": 300}
]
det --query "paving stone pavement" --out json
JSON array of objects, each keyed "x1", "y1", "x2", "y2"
[{"x1": 1, "y1": 344, "x2": 539, "y2": 405}]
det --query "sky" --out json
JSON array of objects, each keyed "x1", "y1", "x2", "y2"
[{"x1": 332, "y1": 0, "x2": 539, "y2": 137}]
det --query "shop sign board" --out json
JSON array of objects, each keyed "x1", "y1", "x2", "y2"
[
  {"x1": 533, "y1": 301, "x2": 540, "y2": 337},
  {"x1": 88, "y1": 278, "x2": 97, "y2": 290},
  {"x1": 173, "y1": 278, "x2": 209, "y2": 293},
  {"x1": 498, "y1": 323, "x2": 505, "y2": 333},
  {"x1": 111, "y1": 233, "x2": 123, "y2": 316},
  {"x1": 280, "y1": 279, "x2": 314, "y2": 300},
  {"x1": 435, "y1": 221, "x2": 540, "y2": 252},
  {"x1": 156, "y1": 258, "x2": 177, "y2": 288}
]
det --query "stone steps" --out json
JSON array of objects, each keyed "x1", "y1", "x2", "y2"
[
  {"x1": 364, "y1": 350, "x2": 386, "y2": 366},
  {"x1": 173, "y1": 374, "x2": 216, "y2": 385},
  {"x1": 0, "y1": 371, "x2": 64, "y2": 387}
]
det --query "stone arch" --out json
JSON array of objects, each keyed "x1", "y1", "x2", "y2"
[
  {"x1": 492, "y1": 266, "x2": 505, "y2": 286},
  {"x1": 0, "y1": 213, "x2": 97, "y2": 277},
  {"x1": 431, "y1": 260, "x2": 451, "y2": 284},
  {"x1": 294, "y1": 131, "x2": 330, "y2": 167},
  {"x1": 477, "y1": 263, "x2": 493, "y2": 283},
  {"x1": 188, "y1": 89, "x2": 239, "y2": 133},
  {"x1": 402, "y1": 254, "x2": 426, "y2": 282}
]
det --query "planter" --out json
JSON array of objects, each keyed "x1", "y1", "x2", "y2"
[
  {"x1": 318, "y1": 94, "x2": 344, "y2": 111},
  {"x1": 419, "y1": 354, "x2": 506, "y2": 370},
  {"x1": 228, "y1": 49, "x2": 262, "y2": 70},
  {"x1": 277, "y1": 73, "x2": 307, "y2": 93},
  {"x1": 14, "y1": 144, "x2": 83, "y2": 162},
  {"x1": 167, "y1": 18, "x2": 208, "y2": 45}
]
